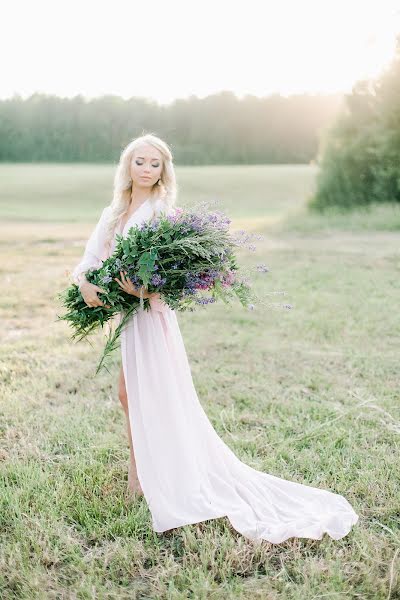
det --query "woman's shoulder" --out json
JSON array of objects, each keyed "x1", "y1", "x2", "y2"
[
  {"x1": 97, "y1": 204, "x2": 113, "y2": 226},
  {"x1": 101, "y1": 205, "x2": 112, "y2": 217}
]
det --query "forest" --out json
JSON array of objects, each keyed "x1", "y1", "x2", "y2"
[{"x1": 0, "y1": 90, "x2": 343, "y2": 164}]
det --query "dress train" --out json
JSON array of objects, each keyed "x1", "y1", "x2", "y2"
[{"x1": 121, "y1": 298, "x2": 359, "y2": 543}]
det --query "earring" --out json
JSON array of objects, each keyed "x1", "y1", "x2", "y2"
[{"x1": 158, "y1": 179, "x2": 162, "y2": 186}]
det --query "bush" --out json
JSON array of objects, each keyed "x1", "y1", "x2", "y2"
[{"x1": 310, "y1": 35, "x2": 400, "y2": 212}]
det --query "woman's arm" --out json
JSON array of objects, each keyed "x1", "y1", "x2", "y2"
[{"x1": 72, "y1": 206, "x2": 111, "y2": 286}]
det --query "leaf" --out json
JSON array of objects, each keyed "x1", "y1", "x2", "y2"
[
  {"x1": 137, "y1": 250, "x2": 158, "y2": 286},
  {"x1": 122, "y1": 239, "x2": 130, "y2": 254}
]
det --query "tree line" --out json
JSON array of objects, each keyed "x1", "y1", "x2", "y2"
[{"x1": 0, "y1": 91, "x2": 343, "y2": 164}]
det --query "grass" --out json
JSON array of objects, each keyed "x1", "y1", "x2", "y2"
[
  {"x1": 0, "y1": 163, "x2": 399, "y2": 598},
  {"x1": 280, "y1": 200, "x2": 400, "y2": 233}
]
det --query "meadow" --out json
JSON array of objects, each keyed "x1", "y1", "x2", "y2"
[{"x1": 1, "y1": 163, "x2": 399, "y2": 599}]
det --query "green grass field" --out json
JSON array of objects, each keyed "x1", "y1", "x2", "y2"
[{"x1": 1, "y1": 163, "x2": 399, "y2": 599}]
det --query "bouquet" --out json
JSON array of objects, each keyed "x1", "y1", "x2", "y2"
[{"x1": 58, "y1": 203, "x2": 289, "y2": 374}]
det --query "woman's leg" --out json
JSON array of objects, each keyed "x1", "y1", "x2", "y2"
[{"x1": 118, "y1": 364, "x2": 143, "y2": 497}]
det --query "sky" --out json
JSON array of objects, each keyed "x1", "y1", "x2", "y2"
[{"x1": 1, "y1": 0, "x2": 400, "y2": 105}]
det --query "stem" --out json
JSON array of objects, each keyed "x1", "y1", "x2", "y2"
[{"x1": 94, "y1": 303, "x2": 140, "y2": 375}]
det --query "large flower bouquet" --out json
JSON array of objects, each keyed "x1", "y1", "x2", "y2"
[{"x1": 58, "y1": 203, "x2": 287, "y2": 374}]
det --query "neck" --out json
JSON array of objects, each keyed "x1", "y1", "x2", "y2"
[{"x1": 130, "y1": 187, "x2": 151, "y2": 207}]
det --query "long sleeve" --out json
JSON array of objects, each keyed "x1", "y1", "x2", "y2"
[{"x1": 71, "y1": 206, "x2": 111, "y2": 286}]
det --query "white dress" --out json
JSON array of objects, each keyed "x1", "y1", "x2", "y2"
[{"x1": 72, "y1": 198, "x2": 359, "y2": 543}]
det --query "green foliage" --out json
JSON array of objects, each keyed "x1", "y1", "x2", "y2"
[
  {"x1": 310, "y1": 35, "x2": 400, "y2": 211},
  {"x1": 57, "y1": 209, "x2": 254, "y2": 375},
  {"x1": 0, "y1": 91, "x2": 343, "y2": 164}
]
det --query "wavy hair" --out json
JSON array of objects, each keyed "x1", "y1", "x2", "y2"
[{"x1": 104, "y1": 133, "x2": 177, "y2": 250}]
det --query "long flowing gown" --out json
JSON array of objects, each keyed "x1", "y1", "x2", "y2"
[{"x1": 72, "y1": 197, "x2": 359, "y2": 544}]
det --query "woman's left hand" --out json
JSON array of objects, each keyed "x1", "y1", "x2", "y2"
[{"x1": 114, "y1": 271, "x2": 159, "y2": 300}]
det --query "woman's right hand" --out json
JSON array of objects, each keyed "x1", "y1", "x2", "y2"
[{"x1": 79, "y1": 279, "x2": 111, "y2": 308}]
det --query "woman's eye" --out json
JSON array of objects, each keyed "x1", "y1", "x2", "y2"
[{"x1": 135, "y1": 160, "x2": 160, "y2": 167}]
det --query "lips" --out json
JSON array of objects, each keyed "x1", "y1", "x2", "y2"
[{"x1": 141, "y1": 176, "x2": 151, "y2": 180}]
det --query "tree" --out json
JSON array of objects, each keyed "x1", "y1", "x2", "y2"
[{"x1": 310, "y1": 34, "x2": 400, "y2": 210}]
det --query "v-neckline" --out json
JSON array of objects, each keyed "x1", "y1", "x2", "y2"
[{"x1": 120, "y1": 197, "x2": 150, "y2": 233}]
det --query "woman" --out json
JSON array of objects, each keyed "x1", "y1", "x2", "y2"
[{"x1": 72, "y1": 133, "x2": 359, "y2": 543}]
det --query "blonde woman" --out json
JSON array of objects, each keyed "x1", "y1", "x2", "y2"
[{"x1": 71, "y1": 133, "x2": 359, "y2": 543}]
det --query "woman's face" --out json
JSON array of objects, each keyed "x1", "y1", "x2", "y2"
[{"x1": 130, "y1": 144, "x2": 163, "y2": 190}]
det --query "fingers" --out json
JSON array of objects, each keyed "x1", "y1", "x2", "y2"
[
  {"x1": 119, "y1": 271, "x2": 134, "y2": 290},
  {"x1": 113, "y1": 271, "x2": 151, "y2": 300},
  {"x1": 114, "y1": 275, "x2": 124, "y2": 290},
  {"x1": 85, "y1": 284, "x2": 109, "y2": 308},
  {"x1": 84, "y1": 294, "x2": 107, "y2": 308},
  {"x1": 86, "y1": 300, "x2": 103, "y2": 308},
  {"x1": 115, "y1": 270, "x2": 127, "y2": 285},
  {"x1": 115, "y1": 271, "x2": 132, "y2": 294},
  {"x1": 86, "y1": 302, "x2": 110, "y2": 308}
]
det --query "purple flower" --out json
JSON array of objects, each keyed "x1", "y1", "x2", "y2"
[
  {"x1": 150, "y1": 273, "x2": 167, "y2": 287},
  {"x1": 256, "y1": 264, "x2": 269, "y2": 273},
  {"x1": 185, "y1": 268, "x2": 221, "y2": 292},
  {"x1": 129, "y1": 273, "x2": 141, "y2": 287},
  {"x1": 220, "y1": 269, "x2": 236, "y2": 287},
  {"x1": 101, "y1": 275, "x2": 112, "y2": 284},
  {"x1": 195, "y1": 297, "x2": 217, "y2": 305},
  {"x1": 231, "y1": 229, "x2": 261, "y2": 252}
]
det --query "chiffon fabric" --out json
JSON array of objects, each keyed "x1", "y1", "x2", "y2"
[{"x1": 72, "y1": 198, "x2": 359, "y2": 543}]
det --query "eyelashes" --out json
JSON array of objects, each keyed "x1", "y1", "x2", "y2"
[{"x1": 135, "y1": 160, "x2": 160, "y2": 167}]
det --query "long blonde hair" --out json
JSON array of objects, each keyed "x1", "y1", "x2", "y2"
[{"x1": 104, "y1": 133, "x2": 177, "y2": 250}]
